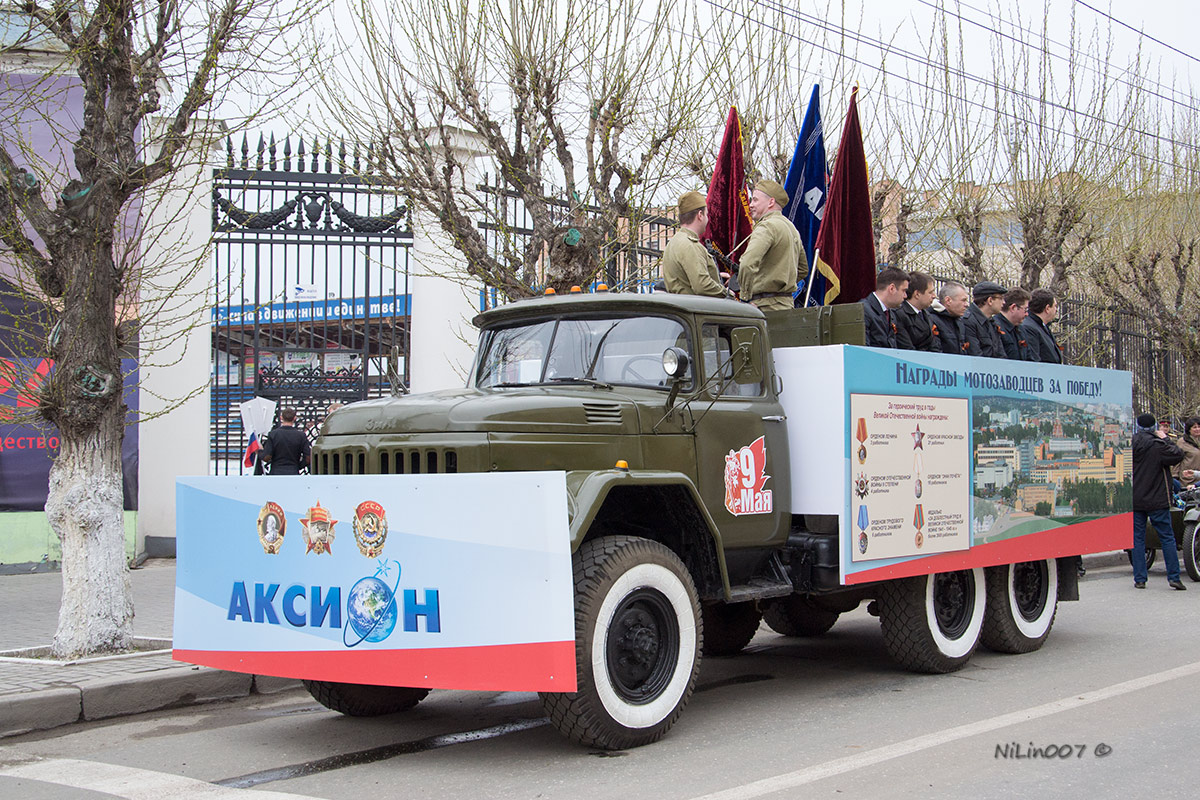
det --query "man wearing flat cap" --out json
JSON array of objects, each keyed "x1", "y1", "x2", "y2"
[
  {"x1": 738, "y1": 179, "x2": 807, "y2": 312},
  {"x1": 963, "y1": 280, "x2": 1008, "y2": 358},
  {"x1": 662, "y1": 191, "x2": 730, "y2": 298}
]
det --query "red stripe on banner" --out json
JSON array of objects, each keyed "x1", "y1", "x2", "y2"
[
  {"x1": 173, "y1": 640, "x2": 578, "y2": 693},
  {"x1": 844, "y1": 513, "x2": 1132, "y2": 585}
]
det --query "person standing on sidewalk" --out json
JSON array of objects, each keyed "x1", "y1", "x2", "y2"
[
  {"x1": 1132, "y1": 412, "x2": 1187, "y2": 590},
  {"x1": 260, "y1": 407, "x2": 311, "y2": 475}
]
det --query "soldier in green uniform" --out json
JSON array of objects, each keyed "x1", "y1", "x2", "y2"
[
  {"x1": 740, "y1": 179, "x2": 806, "y2": 312},
  {"x1": 662, "y1": 191, "x2": 730, "y2": 297}
]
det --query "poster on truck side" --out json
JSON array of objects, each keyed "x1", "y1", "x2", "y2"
[
  {"x1": 174, "y1": 472, "x2": 577, "y2": 691},
  {"x1": 774, "y1": 345, "x2": 1133, "y2": 585}
]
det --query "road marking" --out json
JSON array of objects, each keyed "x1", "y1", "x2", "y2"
[
  {"x1": 689, "y1": 659, "x2": 1200, "y2": 800},
  {"x1": 0, "y1": 758, "x2": 320, "y2": 799}
]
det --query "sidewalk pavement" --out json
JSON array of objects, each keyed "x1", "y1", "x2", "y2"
[
  {"x1": 0, "y1": 551, "x2": 1139, "y2": 740},
  {"x1": 0, "y1": 559, "x2": 301, "y2": 739}
]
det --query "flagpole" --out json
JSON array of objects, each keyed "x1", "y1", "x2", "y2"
[{"x1": 803, "y1": 248, "x2": 820, "y2": 307}]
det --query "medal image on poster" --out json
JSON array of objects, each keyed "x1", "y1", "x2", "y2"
[{"x1": 848, "y1": 393, "x2": 970, "y2": 562}]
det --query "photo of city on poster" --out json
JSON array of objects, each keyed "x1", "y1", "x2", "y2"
[
  {"x1": 970, "y1": 395, "x2": 1132, "y2": 544},
  {"x1": 848, "y1": 393, "x2": 971, "y2": 562}
]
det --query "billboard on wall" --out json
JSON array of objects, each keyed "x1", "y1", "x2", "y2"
[
  {"x1": 174, "y1": 472, "x2": 576, "y2": 691},
  {"x1": 0, "y1": 358, "x2": 139, "y2": 511},
  {"x1": 775, "y1": 345, "x2": 1133, "y2": 585}
]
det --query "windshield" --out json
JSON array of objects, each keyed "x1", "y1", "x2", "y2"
[{"x1": 475, "y1": 315, "x2": 693, "y2": 390}]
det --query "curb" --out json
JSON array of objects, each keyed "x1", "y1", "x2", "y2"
[{"x1": 1, "y1": 668, "x2": 303, "y2": 739}]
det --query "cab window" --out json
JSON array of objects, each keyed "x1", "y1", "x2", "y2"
[{"x1": 701, "y1": 322, "x2": 765, "y2": 397}]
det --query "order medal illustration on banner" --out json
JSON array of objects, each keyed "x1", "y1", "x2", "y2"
[
  {"x1": 913, "y1": 503, "x2": 925, "y2": 549},
  {"x1": 854, "y1": 471, "x2": 870, "y2": 499},
  {"x1": 353, "y1": 500, "x2": 389, "y2": 558},
  {"x1": 301, "y1": 501, "x2": 337, "y2": 555},
  {"x1": 857, "y1": 504, "x2": 869, "y2": 554},
  {"x1": 256, "y1": 502, "x2": 286, "y2": 554},
  {"x1": 856, "y1": 417, "x2": 868, "y2": 464}
]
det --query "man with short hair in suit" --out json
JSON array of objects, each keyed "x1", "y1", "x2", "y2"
[
  {"x1": 1022, "y1": 288, "x2": 1064, "y2": 364},
  {"x1": 859, "y1": 266, "x2": 909, "y2": 348},
  {"x1": 895, "y1": 271, "x2": 940, "y2": 352}
]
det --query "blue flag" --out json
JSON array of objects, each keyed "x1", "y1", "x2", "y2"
[{"x1": 782, "y1": 85, "x2": 828, "y2": 306}]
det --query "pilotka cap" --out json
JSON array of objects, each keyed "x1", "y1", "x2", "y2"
[
  {"x1": 678, "y1": 191, "x2": 707, "y2": 218},
  {"x1": 755, "y1": 179, "x2": 789, "y2": 207}
]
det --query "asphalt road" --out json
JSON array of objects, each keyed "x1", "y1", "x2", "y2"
[{"x1": 3, "y1": 553, "x2": 1197, "y2": 800}]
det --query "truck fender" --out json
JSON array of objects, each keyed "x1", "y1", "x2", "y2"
[{"x1": 565, "y1": 469, "x2": 733, "y2": 600}]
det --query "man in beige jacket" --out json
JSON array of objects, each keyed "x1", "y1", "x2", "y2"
[
  {"x1": 739, "y1": 179, "x2": 806, "y2": 312},
  {"x1": 662, "y1": 191, "x2": 730, "y2": 298}
]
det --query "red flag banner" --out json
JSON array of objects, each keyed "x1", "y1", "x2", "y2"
[
  {"x1": 813, "y1": 87, "x2": 876, "y2": 304},
  {"x1": 705, "y1": 107, "x2": 753, "y2": 263}
]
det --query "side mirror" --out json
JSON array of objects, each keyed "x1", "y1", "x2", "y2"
[
  {"x1": 662, "y1": 347, "x2": 690, "y2": 380},
  {"x1": 730, "y1": 327, "x2": 763, "y2": 384}
]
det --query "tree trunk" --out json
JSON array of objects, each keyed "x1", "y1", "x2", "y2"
[{"x1": 45, "y1": 405, "x2": 132, "y2": 658}]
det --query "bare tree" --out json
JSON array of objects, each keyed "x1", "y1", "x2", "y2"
[
  {"x1": 323, "y1": 0, "x2": 716, "y2": 299},
  {"x1": 0, "y1": 0, "x2": 323, "y2": 657}
]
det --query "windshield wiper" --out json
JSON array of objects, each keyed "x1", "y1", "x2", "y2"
[
  {"x1": 489, "y1": 381, "x2": 539, "y2": 388},
  {"x1": 549, "y1": 376, "x2": 614, "y2": 390},
  {"x1": 584, "y1": 321, "x2": 623, "y2": 380}
]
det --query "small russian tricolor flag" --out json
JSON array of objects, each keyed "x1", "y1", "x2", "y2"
[{"x1": 243, "y1": 432, "x2": 262, "y2": 468}]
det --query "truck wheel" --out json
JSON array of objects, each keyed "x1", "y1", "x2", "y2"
[
  {"x1": 762, "y1": 595, "x2": 840, "y2": 637},
  {"x1": 879, "y1": 567, "x2": 985, "y2": 674},
  {"x1": 1126, "y1": 548, "x2": 1157, "y2": 570},
  {"x1": 701, "y1": 602, "x2": 762, "y2": 655},
  {"x1": 540, "y1": 535, "x2": 701, "y2": 750},
  {"x1": 1184, "y1": 523, "x2": 1200, "y2": 582},
  {"x1": 980, "y1": 560, "x2": 1058, "y2": 654},
  {"x1": 302, "y1": 680, "x2": 430, "y2": 716}
]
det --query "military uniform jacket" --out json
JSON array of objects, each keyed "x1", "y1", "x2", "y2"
[
  {"x1": 662, "y1": 228, "x2": 727, "y2": 297},
  {"x1": 1021, "y1": 315, "x2": 1063, "y2": 363},
  {"x1": 895, "y1": 301, "x2": 939, "y2": 352},
  {"x1": 929, "y1": 309, "x2": 968, "y2": 355},
  {"x1": 738, "y1": 211, "x2": 805, "y2": 301},
  {"x1": 860, "y1": 293, "x2": 897, "y2": 348},
  {"x1": 963, "y1": 304, "x2": 1006, "y2": 358},
  {"x1": 993, "y1": 314, "x2": 1030, "y2": 360}
]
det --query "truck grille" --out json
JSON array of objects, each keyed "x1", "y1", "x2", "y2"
[
  {"x1": 313, "y1": 447, "x2": 458, "y2": 475},
  {"x1": 583, "y1": 402, "x2": 622, "y2": 425}
]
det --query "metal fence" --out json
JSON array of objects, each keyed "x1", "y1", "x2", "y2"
[
  {"x1": 1056, "y1": 297, "x2": 1190, "y2": 417},
  {"x1": 210, "y1": 133, "x2": 413, "y2": 474},
  {"x1": 474, "y1": 175, "x2": 674, "y2": 310}
]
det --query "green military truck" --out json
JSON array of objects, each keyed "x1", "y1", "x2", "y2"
[{"x1": 297, "y1": 289, "x2": 1132, "y2": 749}]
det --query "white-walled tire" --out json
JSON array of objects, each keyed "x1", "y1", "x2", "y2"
[
  {"x1": 540, "y1": 535, "x2": 701, "y2": 749},
  {"x1": 879, "y1": 567, "x2": 985, "y2": 673},
  {"x1": 1183, "y1": 523, "x2": 1200, "y2": 582},
  {"x1": 981, "y1": 560, "x2": 1058, "y2": 654}
]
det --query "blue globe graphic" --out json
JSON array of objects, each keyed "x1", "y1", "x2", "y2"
[{"x1": 346, "y1": 576, "x2": 398, "y2": 644}]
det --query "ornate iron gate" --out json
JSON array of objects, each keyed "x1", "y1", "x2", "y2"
[{"x1": 211, "y1": 134, "x2": 412, "y2": 474}]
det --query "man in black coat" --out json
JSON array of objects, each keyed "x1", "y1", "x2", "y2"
[
  {"x1": 859, "y1": 267, "x2": 909, "y2": 348},
  {"x1": 1021, "y1": 288, "x2": 1064, "y2": 364},
  {"x1": 895, "y1": 271, "x2": 940, "y2": 352},
  {"x1": 1131, "y1": 412, "x2": 1187, "y2": 589},
  {"x1": 262, "y1": 407, "x2": 312, "y2": 475},
  {"x1": 929, "y1": 281, "x2": 970, "y2": 356},
  {"x1": 993, "y1": 287, "x2": 1032, "y2": 360},
  {"x1": 963, "y1": 281, "x2": 1007, "y2": 358}
]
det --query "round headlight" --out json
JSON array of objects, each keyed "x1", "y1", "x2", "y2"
[{"x1": 662, "y1": 347, "x2": 689, "y2": 379}]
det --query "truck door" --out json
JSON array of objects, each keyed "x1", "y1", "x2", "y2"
[{"x1": 692, "y1": 320, "x2": 790, "y2": 551}]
